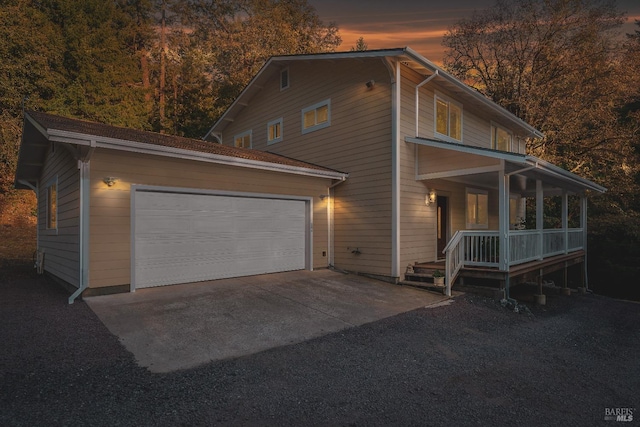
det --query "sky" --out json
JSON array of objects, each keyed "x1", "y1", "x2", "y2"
[{"x1": 309, "y1": 0, "x2": 640, "y2": 63}]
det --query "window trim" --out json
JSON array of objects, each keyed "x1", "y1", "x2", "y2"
[
  {"x1": 491, "y1": 122, "x2": 514, "y2": 152},
  {"x1": 434, "y1": 92, "x2": 463, "y2": 143},
  {"x1": 301, "y1": 99, "x2": 331, "y2": 134},
  {"x1": 233, "y1": 130, "x2": 252, "y2": 149},
  {"x1": 466, "y1": 188, "x2": 489, "y2": 230},
  {"x1": 280, "y1": 67, "x2": 289, "y2": 91},
  {"x1": 267, "y1": 118, "x2": 283, "y2": 145},
  {"x1": 45, "y1": 177, "x2": 58, "y2": 232}
]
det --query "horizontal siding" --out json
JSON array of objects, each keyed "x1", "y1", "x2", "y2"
[
  {"x1": 222, "y1": 58, "x2": 394, "y2": 277},
  {"x1": 38, "y1": 144, "x2": 80, "y2": 287},
  {"x1": 88, "y1": 149, "x2": 332, "y2": 288}
]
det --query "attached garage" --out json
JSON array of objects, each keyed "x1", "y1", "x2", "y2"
[
  {"x1": 132, "y1": 188, "x2": 310, "y2": 289},
  {"x1": 16, "y1": 111, "x2": 348, "y2": 301}
]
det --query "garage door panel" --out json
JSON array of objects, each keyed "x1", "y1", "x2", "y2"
[{"x1": 134, "y1": 191, "x2": 307, "y2": 289}]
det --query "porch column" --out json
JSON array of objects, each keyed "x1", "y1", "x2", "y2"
[
  {"x1": 498, "y1": 165, "x2": 510, "y2": 271},
  {"x1": 562, "y1": 190, "x2": 569, "y2": 254},
  {"x1": 581, "y1": 194, "x2": 589, "y2": 290},
  {"x1": 536, "y1": 180, "x2": 543, "y2": 260}
]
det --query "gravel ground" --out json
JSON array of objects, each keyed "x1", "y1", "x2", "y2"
[{"x1": 1, "y1": 263, "x2": 639, "y2": 426}]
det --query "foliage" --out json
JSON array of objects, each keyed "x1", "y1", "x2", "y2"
[
  {"x1": 351, "y1": 36, "x2": 368, "y2": 51},
  {"x1": 0, "y1": 0, "x2": 341, "y2": 216},
  {"x1": 443, "y1": 1, "x2": 640, "y2": 298}
]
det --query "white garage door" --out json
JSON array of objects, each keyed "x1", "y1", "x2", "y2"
[{"x1": 133, "y1": 190, "x2": 307, "y2": 289}]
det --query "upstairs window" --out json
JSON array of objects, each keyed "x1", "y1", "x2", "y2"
[
  {"x1": 267, "y1": 118, "x2": 283, "y2": 144},
  {"x1": 280, "y1": 68, "x2": 289, "y2": 90},
  {"x1": 46, "y1": 180, "x2": 57, "y2": 230},
  {"x1": 234, "y1": 130, "x2": 252, "y2": 148},
  {"x1": 435, "y1": 94, "x2": 462, "y2": 142},
  {"x1": 492, "y1": 124, "x2": 513, "y2": 152},
  {"x1": 302, "y1": 99, "x2": 330, "y2": 134},
  {"x1": 466, "y1": 188, "x2": 488, "y2": 229}
]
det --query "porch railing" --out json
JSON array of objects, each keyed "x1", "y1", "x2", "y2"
[{"x1": 443, "y1": 228, "x2": 584, "y2": 295}]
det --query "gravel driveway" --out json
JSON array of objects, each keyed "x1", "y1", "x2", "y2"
[{"x1": 1, "y1": 264, "x2": 639, "y2": 426}]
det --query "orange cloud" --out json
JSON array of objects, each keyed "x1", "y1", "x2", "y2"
[{"x1": 339, "y1": 26, "x2": 449, "y2": 63}]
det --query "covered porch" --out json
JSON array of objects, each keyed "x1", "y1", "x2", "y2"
[{"x1": 405, "y1": 136, "x2": 606, "y2": 298}]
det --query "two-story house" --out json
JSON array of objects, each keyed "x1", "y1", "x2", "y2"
[
  {"x1": 204, "y1": 47, "x2": 605, "y2": 297},
  {"x1": 15, "y1": 47, "x2": 604, "y2": 302}
]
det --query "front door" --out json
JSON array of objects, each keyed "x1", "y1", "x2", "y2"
[{"x1": 436, "y1": 195, "x2": 448, "y2": 259}]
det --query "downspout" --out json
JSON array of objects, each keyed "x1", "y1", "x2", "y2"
[
  {"x1": 391, "y1": 59, "x2": 401, "y2": 280},
  {"x1": 415, "y1": 70, "x2": 438, "y2": 137},
  {"x1": 69, "y1": 143, "x2": 95, "y2": 304}
]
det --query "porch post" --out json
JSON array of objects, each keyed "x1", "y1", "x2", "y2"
[
  {"x1": 536, "y1": 180, "x2": 543, "y2": 260},
  {"x1": 581, "y1": 194, "x2": 589, "y2": 290},
  {"x1": 562, "y1": 190, "x2": 569, "y2": 254},
  {"x1": 498, "y1": 164, "x2": 509, "y2": 272}
]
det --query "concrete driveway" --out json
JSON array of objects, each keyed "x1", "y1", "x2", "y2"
[{"x1": 85, "y1": 269, "x2": 449, "y2": 373}]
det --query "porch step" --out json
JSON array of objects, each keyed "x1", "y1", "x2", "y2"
[{"x1": 401, "y1": 280, "x2": 447, "y2": 295}]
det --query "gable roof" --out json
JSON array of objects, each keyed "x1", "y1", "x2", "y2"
[
  {"x1": 15, "y1": 111, "x2": 347, "y2": 190},
  {"x1": 204, "y1": 47, "x2": 543, "y2": 141}
]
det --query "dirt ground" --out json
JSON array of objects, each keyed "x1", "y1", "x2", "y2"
[{"x1": 1, "y1": 260, "x2": 639, "y2": 426}]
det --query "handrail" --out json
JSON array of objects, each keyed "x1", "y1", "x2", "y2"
[{"x1": 443, "y1": 228, "x2": 585, "y2": 296}]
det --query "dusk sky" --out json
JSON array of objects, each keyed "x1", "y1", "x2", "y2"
[{"x1": 309, "y1": 0, "x2": 640, "y2": 63}]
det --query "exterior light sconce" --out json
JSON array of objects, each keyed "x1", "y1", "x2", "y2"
[
  {"x1": 365, "y1": 80, "x2": 375, "y2": 90},
  {"x1": 425, "y1": 189, "x2": 437, "y2": 206},
  {"x1": 103, "y1": 177, "x2": 118, "y2": 187},
  {"x1": 319, "y1": 194, "x2": 329, "y2": 201}
]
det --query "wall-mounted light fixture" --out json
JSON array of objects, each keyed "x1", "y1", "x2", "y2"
[
  {"x1": 103, "y1": 177, "x2": 118, "y2": 187},
  {"x1": 365, "y1": 79, "x2": 375, "y2": 90},
  {"x1": 319, "y1": 194, "x2": 329, "y2": 201},
  {"x1": 425, "y1": 189, "x2": 437, "y2": 206}
]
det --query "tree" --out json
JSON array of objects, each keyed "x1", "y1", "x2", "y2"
[
  {"x1": 176, "y1": 0, "x2": 341, "y2": 136},
  {"x1": 442, "y1": 0, "x2": 640, "y2": 299},
  {"x1": 351, "y1": 36, "x2": 368, "y2": 51}
]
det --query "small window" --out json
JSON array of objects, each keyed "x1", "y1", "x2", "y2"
[
  {"x1": 280, "y1": 68, "x2": 289, "y2": 90},
  {"x1": 435, "y1": 94, "x2": 462, "y2": 142},
  {"x1": 467, "y1": 188, "x2": 488, "y2": 229},
  {"x1": 46, "y1": 181, "x2": 58, "y2": 230},
  {"x1": 267, "y1": 118, "x2": 283, "y2": 144},
  {"x1": 234, "y1": 130, "x2": 252, "y2": 148},
  {"x1": 492, "y1": 124, "x2": 513, "y2": 152},
  {"x1": 302, "y1": 99, "x2": 330, "y2": 134}
]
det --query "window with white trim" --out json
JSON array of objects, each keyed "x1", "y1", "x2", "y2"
[
  {"x1": 302, "y1": 99, "x2": 330, "y2": 134},
  {"x1": 234, "y1": 130, "x2": 252, "y2": 148},
  {"x1": 466, "y1": 188, "x2": 488, "y2": 229},
  {"x1": 46, "y1": 179, "x2": 58, "y2": 230},
  {"x1": 491, "y1": 123, "x2": 513, "y2": 152},
  {"x1": 435, "y1": 94, "x2": 462, "y2": 142},
  {"x1": 280, "y1": 68, "x2": 289, "y2": 90},
  {"x1": 267, "y1": 118, "x2": 283, "y2": 144}
]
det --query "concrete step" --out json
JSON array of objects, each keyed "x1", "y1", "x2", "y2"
[{"x1": 401, "y1": 280, "x2": 447, "y2": 295}]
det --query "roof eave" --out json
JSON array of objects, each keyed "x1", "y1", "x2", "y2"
[{"x1": 45, "y1": 128, "x2": 347, "y2": 181}]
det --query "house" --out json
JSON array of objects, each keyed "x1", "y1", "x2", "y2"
[{"x1": 15, "y1": 47, "x2": 605, "y2": 303}]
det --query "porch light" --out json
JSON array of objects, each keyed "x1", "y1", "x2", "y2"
[
  {"x1": 365, "y1": 80, "x2": 375, "y2": 90},
  {"x1": 425, "y1": 189, "x2": 437, "y2": 206},
  {"x1": 103, "y1": 177, "x2": 118, "y2": 187},
  {"x1": 319, "y1": 194, "x2": 329, "y2": 201}
]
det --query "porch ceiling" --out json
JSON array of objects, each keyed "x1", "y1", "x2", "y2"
[{"x1": 408, "y1": 137, "x2": 606, "y2": 196}]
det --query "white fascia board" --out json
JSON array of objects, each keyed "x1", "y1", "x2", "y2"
[
  {"x1": 407, "y1": 136, "x2": 605, "y2": 193},
  {"x1": 402, "y1": 47, "x2": 544, "y2": 139},
  {"x1": 46, "y1": 129, "x2": 348, "y2": 181},
  {"x1": 406, "y1": 136, "x2": 528, "y2": 164},
  {"x1": 525, "y1": 156, "x2": 606, "y2": 193}
]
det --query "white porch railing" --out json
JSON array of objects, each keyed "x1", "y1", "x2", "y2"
[{"x1": 443, "y1": 228, "x2": 584, "y2": 296}]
